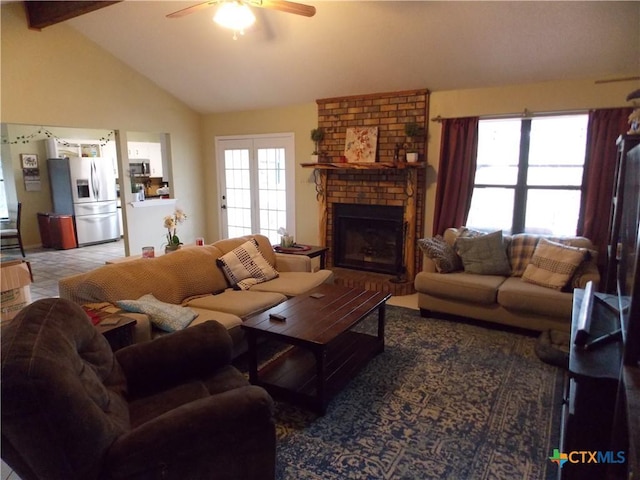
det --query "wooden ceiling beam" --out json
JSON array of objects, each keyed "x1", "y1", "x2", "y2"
[{"x1": 24, "y1": 1, "x2": 122, "y2": 30}]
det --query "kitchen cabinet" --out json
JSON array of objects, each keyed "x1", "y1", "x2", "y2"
[
  {"x1": 127, "y1": 141, "x2": 148, "y2": 159},
  {"x1": 128, "y1": 141, "x2": 163, "y2": 177},
  {"x1": 147, "y1": 142, "x2": 163, "y2": 177},
  {"x1": 46, "y1": 138, "x2": 103, "y2": 159}
]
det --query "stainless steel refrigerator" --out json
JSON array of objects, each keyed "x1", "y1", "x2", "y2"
[{"x1": 48, "y1": 157, "x2": 119, "y2": 246}]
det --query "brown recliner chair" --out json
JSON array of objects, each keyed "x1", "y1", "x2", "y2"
[{"x1": 1, "y1": 298, "x2": 276, "y2": 480}]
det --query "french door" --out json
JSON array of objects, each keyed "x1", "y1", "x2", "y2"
[{"x1": 216, "y1": 134, "x2": 295, "y2": 244}]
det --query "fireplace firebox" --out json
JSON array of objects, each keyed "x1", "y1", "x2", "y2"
[{"x1": 333, "y1": 203, "x2": 405, "y2": 275}]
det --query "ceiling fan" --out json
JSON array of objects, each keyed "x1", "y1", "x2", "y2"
[
  {"x1": 167, "y1": 0, "x2": 316, "y2": 40},
  {"x1": 166, "y1": 0, "x2": 316, "y2": 39},
  {"x1": 167, "y1": 0, "x2": 315, "y2": 19}
]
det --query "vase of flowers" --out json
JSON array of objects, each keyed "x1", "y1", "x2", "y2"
[{"x1": 163, "y1": 209, "x2": 187, "y2": 253}]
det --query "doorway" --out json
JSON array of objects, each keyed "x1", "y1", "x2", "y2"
[{"x1": 216, "y1": 134, "x2": 295, "y2": 244}]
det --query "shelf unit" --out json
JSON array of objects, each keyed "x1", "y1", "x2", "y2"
[
  {"x1": 559, "y1": 290, "x2": 623, "y2": 480},
  {"x1": 604, "y1": 134, "x2": 640, "y2": 293}
]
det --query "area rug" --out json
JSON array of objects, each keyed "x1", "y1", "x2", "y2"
[{"x1": 269, "y1": 306, "x2": 564, "y2": 480}]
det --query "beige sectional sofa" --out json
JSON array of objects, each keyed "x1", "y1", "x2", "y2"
[
  {"x1": 414, "y1": 228, "x2": 600, "y2": 333},
  {"x1": 59, "y1": 234, "x2": 333, "y2": 355}
]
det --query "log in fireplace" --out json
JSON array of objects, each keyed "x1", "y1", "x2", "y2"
[{"x1": 333, "y1": 203, "x2": 405, "y2": 275}]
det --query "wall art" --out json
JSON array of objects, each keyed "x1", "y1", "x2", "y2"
[
  {"x1": 344, "y1": 127, "x2": 378, "y2": 163},
  {"x1": 20, "y1": 154, "x2": 38, "y2": 169}
]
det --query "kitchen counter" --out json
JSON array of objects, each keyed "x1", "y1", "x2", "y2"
[{"x1": 129, "y1": 198, "x2": 176, "y2": 208}]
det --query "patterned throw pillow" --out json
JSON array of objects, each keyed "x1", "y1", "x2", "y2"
[
  {"x1": 116, "y1": 294, "x2": 198, "y2": 332},
  {"x1": 454, "y1": 230, "x2": 511, "y2": 275},
  {"x1": 217, "y1": 239, "x2": 279, "y2": 290},
  {"x1": 417, "y1": 236, "x2": 462, "y2": 273},
  {"x1": 521, "y1": 238, "x2": 588, "y2": 290},
  {"x1": 508, "y1": 234, "x2": 541, "y2": 277}
]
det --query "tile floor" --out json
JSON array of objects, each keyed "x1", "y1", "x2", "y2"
[
  {"x1": 24, "y1": 240, "x2": 127, "y2": 301},
  {"x1": 1, "y1": 240, "x2": 417, "y2": 479}
]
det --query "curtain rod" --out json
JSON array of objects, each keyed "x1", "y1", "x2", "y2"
[{"x1": 430, "y1": 108, "x2": 591, "y2": 123}]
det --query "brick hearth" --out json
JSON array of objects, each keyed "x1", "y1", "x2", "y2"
[{"x1": 332, "y1": 267, "x2": 416, "y2": 296}]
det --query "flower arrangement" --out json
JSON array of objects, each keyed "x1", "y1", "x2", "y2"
[{"x1": 164, "y1": 209, "x2": 187, "y2": 247}]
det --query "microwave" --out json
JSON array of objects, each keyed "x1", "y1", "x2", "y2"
[{"x1": 130, "y1": 161, "x2": 150, "y2": 176}]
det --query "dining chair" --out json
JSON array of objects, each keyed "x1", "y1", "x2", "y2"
[{"x1": 0, "y1": 202, "x2": 25, "y2": 257}]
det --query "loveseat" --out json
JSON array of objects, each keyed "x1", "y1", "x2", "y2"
[
  {"x1": 414, "y1": 228, "x2": 600, "y2": 332},
  {"x1": 59, "y1": 234, "x2": 334, "y2": 355}
]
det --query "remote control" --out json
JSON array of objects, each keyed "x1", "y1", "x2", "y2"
[{"x1": 269, "y1": 313, "x2": 286, "y2": 322}]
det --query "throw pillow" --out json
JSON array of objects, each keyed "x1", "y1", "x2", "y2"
[
  {"x1": 457, "y1": 226, "x2": 485, "y2": 239},
  {"x1": 217, "y1": 239, "x2": 279, "y2": 290},
  {"x1": 521, "y1": 238, "x2": 588, "y2": 290},
  {"x1": 508, "y1": 234, "x2": 541, "y2": 277},
  {"x1": 116, "y1": 294, "x2": 198, "y2": 332},
  {"x1": 454, "y1": 230, "x2": 511, "y2": 275},
  {"x1": 417, "y1": 236, "x2": 462, "y2": 273}
]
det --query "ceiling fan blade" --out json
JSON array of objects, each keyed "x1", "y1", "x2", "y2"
[
  {"x1": 254, "y1": 0, "x2": 316, "y2": 17},
  {"x1": 594, "y1": 76, "x2": 640, "y2": 84},
  {"x1": 166, "y1": 1, "x2": 218, "y2": 19}
]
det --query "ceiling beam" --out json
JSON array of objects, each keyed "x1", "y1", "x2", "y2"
[{"x1": 24, "y1": 1, "x2": 122, "y2": 30}]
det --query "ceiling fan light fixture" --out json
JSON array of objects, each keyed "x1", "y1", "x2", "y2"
[{"x1": 214, "y1": 2, "x2": 256, "y2": 39}]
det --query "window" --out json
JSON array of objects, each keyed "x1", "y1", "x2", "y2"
[
  {"x1": 216, "y1": 134, "x2": 295, "y2": 245},
  {"x1": 466, "y1": 114, "x2": 588, "y2": 236}
]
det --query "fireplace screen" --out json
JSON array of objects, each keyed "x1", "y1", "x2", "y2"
[{"x1": 333, "y1": 203, "x2": 404, "y2": 275}]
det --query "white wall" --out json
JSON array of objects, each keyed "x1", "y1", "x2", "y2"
[{"x1": 1, "y1": 3, "x2": 205, "y2": 255}]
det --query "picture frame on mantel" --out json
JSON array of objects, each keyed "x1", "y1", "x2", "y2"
[
  {"x1": 344, "y1": 127, "x2": 378, "y2": 163},
  {"x1": 20, "y1": 154, "x2": 38, "y2": 169}
]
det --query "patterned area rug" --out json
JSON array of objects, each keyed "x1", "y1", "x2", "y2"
[{"x1": 271, "y1": 306, "x2": 564, "y2": 480}]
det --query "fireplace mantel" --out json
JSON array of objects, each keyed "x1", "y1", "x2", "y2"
[{"x1": 301, "y1": 162, "x2": 426, "y2": 170}]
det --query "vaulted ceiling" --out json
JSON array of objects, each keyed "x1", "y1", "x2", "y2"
[{"x1": 26, "y1": 1, "x2": 640, "y2": 114}]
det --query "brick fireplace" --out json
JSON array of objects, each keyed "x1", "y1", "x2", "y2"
[
  {"x1": 303, "y1": 89, "x2": 429, "y2": 295},
  {"x1": 333, "y1": 203, "x2": 405, "y2": 275}
]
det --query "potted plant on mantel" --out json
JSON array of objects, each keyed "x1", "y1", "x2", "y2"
[
  {"x1": 404, "y1": 122, "x2": 424, "y2": 163},
  {"x1": 310, "y1": 128, "x2": 325, "y2": 162}
]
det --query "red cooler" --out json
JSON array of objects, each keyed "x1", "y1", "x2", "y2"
[{"x1": 50, "y1": 215, "x2": 77, "y2": 250}]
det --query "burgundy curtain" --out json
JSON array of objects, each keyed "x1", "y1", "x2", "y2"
[
  {"x1": 432, "y1": 117, "x2": 479, "y2": 236},
  {"x1": 578, "y1": 107, "x2": 633, "y2": 262}
]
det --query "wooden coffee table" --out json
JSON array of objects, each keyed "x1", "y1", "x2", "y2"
[{"x1": 241, "y1": 284, "x2": 391, "y2": 414}]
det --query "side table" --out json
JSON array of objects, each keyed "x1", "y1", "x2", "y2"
[
  {"x1": 273, "y1": 244, "x2": 329, "y2": 269},
  {"x1": 85, "y1": 305, "x2": 137, "y2": 351},
  {"x1": 95, "y1": 316, "x2": 137, "y2": 351}
]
